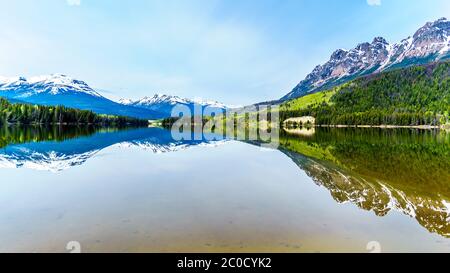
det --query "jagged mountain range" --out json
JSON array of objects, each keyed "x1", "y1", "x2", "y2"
[
  {"x1": 0, "y1": 74, "x2": 165, "y2": 119},
  {"x1": 118, "y1": 94, "x2": 228, "y2": 117},
  {"x1": 281, "y1": 17, "x2": 450, "y2": 101},
  {"x1": 0, "y1": 74, "x2": 227, "y2": 119},
  {"x1": 0, "y1": 18, "x2": 449, "y2": 117}
]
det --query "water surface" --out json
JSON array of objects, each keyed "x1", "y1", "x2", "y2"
[{"x1": 0, "y1": 126, "x2": 449, "y2": 252}]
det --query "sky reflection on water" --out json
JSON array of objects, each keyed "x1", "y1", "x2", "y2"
[{"x1": 0, "y1": 126, "x2": 449, "y2": 252}]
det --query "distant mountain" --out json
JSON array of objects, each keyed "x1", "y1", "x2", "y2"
[
  {"x1": 0, "y1": 74, "x2": 165, "y2": 119},
  {"x1": 281, "y1": 17, "x2": 450, "y2": 101},
  {"x1": 119, "y1": 94, "x2": 228, "y2": 117}
]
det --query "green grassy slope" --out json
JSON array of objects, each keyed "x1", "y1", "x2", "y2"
[
  {"x1": 280, "y1": 89, "x2": 336, "y2": 112},
  {"x1": 280, "y1": 61, "x2": 450, "y2": 126}
]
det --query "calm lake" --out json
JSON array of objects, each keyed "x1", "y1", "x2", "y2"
[{"x1": 0, "y1": 125, "x2": 449, "y2": 253}]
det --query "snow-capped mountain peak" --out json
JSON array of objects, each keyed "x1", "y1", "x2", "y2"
[
  {"x1": 0, "y1": 74, "x2": 166, "y2": 119},
  {"x1": 118, "y1": 94, "x2": 228, "y2": 116},
  {"x1": 0, "y1": 73, "x2": 102, "y2": 97},
  {"x1": 138, "y1": 94, "x2": 189, "y2": 105},
  {"x1": 191, "y1": 97, "x2": 228, "y2": 109},
  {"x1": 282, "y1": 17, "x2": 450, "y2": 101},
  {"x1": 0, "y1": 76, "x2": 29, "y2": 88},
  {"x1": 120, "y1": 94, "x2": 228, "y2": 107},
  {"x1": 117, "y1": 98, "x2": 134, "y2": 105}
]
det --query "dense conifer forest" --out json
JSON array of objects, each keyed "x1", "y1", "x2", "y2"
[
  {"x1": 0, "y1": 98, "x2": 148, "y2": 126},
  {"x1": 280, "y1": 61, "x2": 450, "y2": 126}
]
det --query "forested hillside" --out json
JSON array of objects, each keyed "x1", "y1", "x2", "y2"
[
  {"x1": 0, "y1": 98, "x2": 148, "y2": 126},
  {"x1": 280, "y1": 61, "x2": 450, "y2": 126}
]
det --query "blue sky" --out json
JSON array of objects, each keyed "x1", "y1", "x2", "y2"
[{"x1": 0, "y1": 0, "x2": 448, "y2": 105}]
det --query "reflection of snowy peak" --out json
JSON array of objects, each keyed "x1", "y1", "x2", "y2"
[
  {"x1": 116, "y1": 139, "x2": 228, "y2": 154},
  {"x1": 0, "y1": 128, "x2": 227, "y2": 172},
  {"x1": 0, "y1": 149, "x2": 100, "y2": 172},
  {"x1": 282, "y1": 149, "x2": 450, "y2": 238}
]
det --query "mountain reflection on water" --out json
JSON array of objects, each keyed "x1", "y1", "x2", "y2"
[
  {"x1": 0, "y1": 126, "x2": 226, "y2": 172},
  {"x1": 278, "y1": 127, "x2": 450, "y2": 238},
  {"x1": 0, "y1": 125, "x2": 449, "y2": 239}
]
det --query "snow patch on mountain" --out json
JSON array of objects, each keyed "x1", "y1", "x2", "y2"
[
  {"x1": 117, "y1": 98, "x2": 134, "y2": 105},
  {"x1": 118, "y1": 94, "x2": 228, "y2": 112},
  {"x1": 282, "y1": 17, "x2": 450, "y2": 100},
  {"x1": 191, "y1": 97, "x2": 228, "y2": 109},
  {"x1": 134, "y1": 94, "x2": 189, "y2": 106},
  {"x1": 0, "y1": 74, "x2": 102, "y2": 97},
  {"x1": 439, "y1": 35, "x2": 450, "y2": 55}
]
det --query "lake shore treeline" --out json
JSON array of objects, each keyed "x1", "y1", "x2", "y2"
[{"x1": 0, "y1": 98, "x2": 148, "y2": 126}]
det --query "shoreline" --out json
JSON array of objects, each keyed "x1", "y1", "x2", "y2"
[
  {"x1": 316, "y1": 124, "x2": 441, "y2": 129},
  {"x1": 3, "y1": 122, "x2": 147, "y2": 127}
]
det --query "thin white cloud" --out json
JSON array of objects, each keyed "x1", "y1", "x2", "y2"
[
  {"x1": 367, "y1": 0, "x2": 381, "y2": 6},
  {"x1": 67, "y1": 0, "x2": 81, "y2": 6}
]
